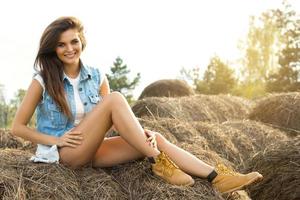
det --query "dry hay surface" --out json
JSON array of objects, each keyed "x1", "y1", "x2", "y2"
[
  {"x1": 249, "y1": 92, "x2": 300, "y2": 136},
  {"x1": 138, "y1": 79, "x2": 195, "y2": 100},
  {"x1": 1, "y1": 118, "x2": 256, "y2": 200},
  {"x1": 1, "y1": 116, "x2": 288, "y2": 200},
  {"x1": 245, "y1": 136, "x2": 300, "y2": 200},
  {"x1": 0, "y1": 149, "x2": 125, "y2": 200},
  {"x1": 0, "y1": 129, "x2": 34, "y2": 151},
  {"x1": 140, "y1": 118, "x2": 287, "y2": 170},
  {"x1": 107, "y1": 160, "x2": 223, "y2": 200},
  {"x1": 0, "y1": 148, "x2": 228, "y2": 200},
  {"x1": 132, "y1": 94, "x2": 252, "y2": 123}
]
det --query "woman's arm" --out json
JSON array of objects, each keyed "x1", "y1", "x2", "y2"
[{"x1": 11, "y1": 79, "x2": 59, "y2": 146}]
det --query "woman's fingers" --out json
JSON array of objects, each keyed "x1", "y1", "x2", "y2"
[
  {"x1": 64, "y1": 142, "x2": 77, "y2": 148},
  {"x1": 68, "y1": 135, "x2": 83, "y2": 140},
  {"x1": 144, "y1": 129, "x2": 153, "y2": 137},
  {"x1": 57, "y1": 130, "x2": 84, "y2": 148},
  {"x1": 66, "y1": 138, "x2": 82, "y2": 145},
  {"x1": 68, "y1": 131, "x2": 82, "y2": 135},
  {"x1": 145, "y1": 130, "x2": 157, "y2": 148}
]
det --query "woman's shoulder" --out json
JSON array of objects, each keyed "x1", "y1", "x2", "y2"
[
  {"x1": 82, "y1": 63, "x2": 106, "y2": 77},
  {"x1": 81, "y1": 63, "x2": 105, "y2": 85},
  {"x1": 32, "y1": 72, "x2": 45, "y2": 91}
]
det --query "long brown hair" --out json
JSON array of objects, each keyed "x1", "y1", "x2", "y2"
[{"x1": 34, "y1": 16, "x2": 86, "y2": 119}]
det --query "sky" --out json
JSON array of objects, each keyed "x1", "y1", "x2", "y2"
[{"x1": 0, "y1": 0, "x2": 299, "y2": 102}]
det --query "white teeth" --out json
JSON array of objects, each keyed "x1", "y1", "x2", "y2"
[{"x1": 65, "y1": 53, "x2": 75, "y2": 58}]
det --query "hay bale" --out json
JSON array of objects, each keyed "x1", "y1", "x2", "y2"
[
  {"x1": 249, "y1": 92, "x2": 300, "y2": 136},
  {"x1": 139, "y1": 79, "x2": 195, "y2": 100},
  {"x1": 108, "y1": 159, "x2": 224, "y2": 200},
  {"x1": 0, "y1": 149, "x2": 125, "y2": 200},
  {"x1": 0, "y1": 128, "x2": 253, "y2": 200},
  {"x1": 140, "y1": 118, "x2": 236, "y2": 168},
  {"x1": 245, "y1": 136, "x2": 300, "y2": 200},
  {"x1": 0, "y1": 149, "x2": 227, "y2": 200},
  {"x1": 191, "y1": 120, "x2": 288, "y2": 169},
  {"x1": 132, "y1": 94, "x2": 252, "y2": 123},
  {"x1": 0, "y1": 129, "x2": 34, "y2": 151},
  {"x1": 223, "y1": 120, "x2": 288, "y2": 153},
  {"x1": 140, "y1": 118, "x2": 287, "y2": 169}
]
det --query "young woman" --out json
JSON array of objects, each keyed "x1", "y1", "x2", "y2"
[{"x1": 12, "y1": 16, "x2": 263, "y2": 193}]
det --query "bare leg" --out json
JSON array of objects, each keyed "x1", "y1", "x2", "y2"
[
  {"x1": 92, "y1": 136, "x2": 144, "y2": 167},
  {"x1": 59, "y1": 92, "x2": 160, "y2": 168},
  {"x1": 154, "y1": 132, "x2": 214, "y2": 178},
  {"x1": 95, "y1": 128, "x2": 214, "y2": 178}
]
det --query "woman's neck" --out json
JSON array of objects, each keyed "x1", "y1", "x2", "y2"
[{"x1": 63, "y1": 63, "x2": 80, "y2": 78}]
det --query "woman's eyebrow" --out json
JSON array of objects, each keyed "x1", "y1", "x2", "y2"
[{"x1": 58, "y1": 38, "x2": 79, "y2": 43}]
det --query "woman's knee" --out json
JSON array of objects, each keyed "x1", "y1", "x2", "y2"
[{"x1": 102, "y1": 91, "x2": 127, "y2": 105}]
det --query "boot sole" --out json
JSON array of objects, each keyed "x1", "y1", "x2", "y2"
[
  {"x1": 153, "y1": 170, "x2": 195, "y2": 186},
  {"x1": 223, "y1": 173, "x2": 263, "y2": 194}
]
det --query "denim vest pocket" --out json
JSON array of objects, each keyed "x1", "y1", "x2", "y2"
[
  {"x1": 47, "y1": 100, "x2": 68, "y2": 128},
  {"x1": 88, "y1": 94, "x2": 100, "y2": 104}
]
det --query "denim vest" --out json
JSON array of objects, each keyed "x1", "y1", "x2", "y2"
[{"x1": 36, "y1": 63, "x2": 102, "y2": 137}]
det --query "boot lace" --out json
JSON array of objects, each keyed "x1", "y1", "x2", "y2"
[
  {"x1": 156, "y1": 152, "x2": 179, "y2": 177},
  {"x1": 216, "y1": 163, "x2": 239, "y2": 176}
]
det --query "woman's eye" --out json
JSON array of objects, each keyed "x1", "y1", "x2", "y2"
[
  {"x1": 72, "y1": 40, "x2": 79, "y2": 44},
  {"x1": 57, "y1": 43, "x2": 64, "y2": 47}
]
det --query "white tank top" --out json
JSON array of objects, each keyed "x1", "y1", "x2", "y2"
[{"x1": 65, "y1": 73, "x2": 85, "y2": 125}]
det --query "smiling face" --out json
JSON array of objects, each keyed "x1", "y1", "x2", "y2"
[{"x1": 55, "y1": 28, "x2": 82, "y2": 68}]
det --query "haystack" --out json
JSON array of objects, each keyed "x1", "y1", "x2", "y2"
[
  {"x1": 139, "y1": 117, "x2": 288, "y2": 169},
  {"x1": 132, "y1": 94, "x2": 252, "y2": 123},
  {"x1": 249, "y1": 92, "x2": 300, "y2": 136},
  {"x1": 198, "y1": 120, "x2": 288, "y2": 169},
  {"x1": 0, "y1": 148, "x2": 229, "y2": 200},
  {"x1": 108, "y1": 159, "x2": 223, "y2": 200},
  {"x1": 139, "y1": 117, "x2": 233, "y2": 167},
  {"x1": 140, "y1": 118, "x2": 245, "y2": 168},
  {"x1": 245, "y1": 136, "x2": 300, "y2": 200},
  {"x1": 138, "y1": 79, "x2": 194, "y2": 100},
  {"x1": 0, "y1": 129, "x2": 34, "y2": 151},
  {"x1": 223, "y1": 120, "x2": 288, "y2": 153},
  {"x1": 0, "y1": 149, "x2": 125, "y2": 200}
]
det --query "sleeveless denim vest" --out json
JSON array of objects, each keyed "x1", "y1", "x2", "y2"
[{"x1": 36, "y1": 63, "x2": 102, "y2": 137}]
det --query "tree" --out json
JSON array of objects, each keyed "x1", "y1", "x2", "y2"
[
  {"x1": 0, "y1": 84, "x2": 9, "y2": 128},
  {"x1": 238, "y1": 1, "x2": 300, "y2": 97},
  {"x1": 106, "y1": 57, "x2": 141, "y2": 103},
  {"x1": 266, "y1": 2, "x2": 300, "y2": 92},
  {"x1": 196, "y1": 56, "x2": 236, "y2": 94},
  {"x1": 7, "y1": 89, "x2": 36, "y2": 128}
]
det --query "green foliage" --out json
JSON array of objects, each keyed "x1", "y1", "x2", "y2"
[
  {"x1": 265, "y1": 3, "x2": 300, "y2": 92},
  {"x1": 106, "y1": 57, "x2": 141, "y2": 104},
  {"x1": 0, "y1": 88, "x2": 35, "y2": 128},
  {"x1": 240, "y1": 11, "x2": 282, "y2": 83},
  {"x1": 0, "y1": 84, "x2": 8, "y2": 128},
  {"x1": 232, "y1": 81, "x2": 266, "y2": 99},
  {"x1": 238, "y1": 1, "x2": 300, "y2": 97},
  {"x1": 196, "y1": 56, "x2": 236, "y2": 94}
]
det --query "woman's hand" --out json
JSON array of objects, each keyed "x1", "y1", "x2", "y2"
[
  {"x1": 144, "y1": 129, "x2": 157, "y2": 149},
  {"x1": 56, "y1": 129, "x2": 83, "y2": 148}
]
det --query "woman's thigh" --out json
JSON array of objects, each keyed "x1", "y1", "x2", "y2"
[
  {"x1": 59, "y1": 97, "x2": 113, "y2": 167},
  {"x1": 92, "y1": 136, "x2": 144, "y2": 167}
]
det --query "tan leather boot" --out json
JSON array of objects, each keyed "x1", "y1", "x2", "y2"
[
  {"x1": 152, "y1": 152, "x2": 195, "y2": 186},
  {"x1": 212, "y1": 164, "x2": 263, "y2": 193}
]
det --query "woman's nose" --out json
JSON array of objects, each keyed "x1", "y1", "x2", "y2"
[{"x1": 66, "y1": 44, "x2": 73, "y2": 51}]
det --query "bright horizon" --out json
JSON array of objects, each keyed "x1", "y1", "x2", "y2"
[{"x1": 0, "y1": 0, "x2": 299, "y2": 102}]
